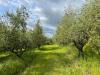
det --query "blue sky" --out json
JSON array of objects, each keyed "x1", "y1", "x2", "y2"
[{"x1": 0, "y1": 0, "x2": 85, "y2": 37}]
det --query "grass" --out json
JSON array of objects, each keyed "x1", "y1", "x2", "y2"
[
  {"x1": 0, "y1": 45, "x2": 100, "y2": 75},
  {"x1": 0, "y1": 52, "x2": 26, "y2": 75}
]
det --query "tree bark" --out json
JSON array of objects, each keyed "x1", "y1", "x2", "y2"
[{"x1": 73, "y1": 40, "x2": 84, "y2": 58}]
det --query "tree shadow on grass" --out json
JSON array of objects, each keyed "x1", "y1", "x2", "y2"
[
  {"x1": 20, "y1": 51, "x2": 75, "y2": 75},
  {"x1": 0, "y1": 55, "x2": 11, "y2": 63},
  {"x1": 0, "y1": 51, "x2": 13, "y2": 63},
  {"x1": 39, "y1": 45, "x2": 62, "y2": 51},
  {"x1": 39, "y1": 47, "x2": 61, "y2": 51}
]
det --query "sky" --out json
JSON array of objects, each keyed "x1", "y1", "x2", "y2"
[{"x1": 0, "y1": 0, "x2": 85, "y2": 37}]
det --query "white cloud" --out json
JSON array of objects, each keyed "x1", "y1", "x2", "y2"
[
  {"x1": 33, "y1": 7, "x2": 43, "y2": 13},
  {"x1": 42, "y1": 25, "x2": 56, "y2": 30},
  {"x1": 40, "y1": 16, "x2": 47, "y2": 21},
  {"x1": 82, "y1": 0, "x2": 86, "y2": 3},
  {"x1": 51, "y1": 7, "x2": 58, "y2": 12},
  {"x1": 0, "y1": 0, "x2": 8, "y2": 6},
  {"x1": 9, "y1": 1, "x2": 21, "y2": 7},
  {"x1": 0, "y1": 0, "x2": 22, "y2": 7},
  {"x1": 23, "y1": 0, "x2": 30, "y2": 4},
  {"x1": 45, "y1": 33, "x2": 53, "y2": 37},
  {"x1": 0, "y1": 0, "x2": 4, "y2": 4}
]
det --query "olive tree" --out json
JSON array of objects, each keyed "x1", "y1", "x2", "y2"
[
  {"x1": 5, "y1": 6, "x2": 29, "y2": 56},
  {"x1": 54, "y1": 10, "x2": 89, "y2": 57},
  {"x1": 32, "y1": 20, "x2": 46, "y2": 48},
  {"x1": 55, "y1": 0, "x2": 100, "y2": 58}
]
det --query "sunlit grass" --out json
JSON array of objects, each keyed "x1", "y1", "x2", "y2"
[
  {"x1": 35, "y1": 45, "x2": 67, "y2": 53},
  {"x1": 0, "y1": 52, "x2": 10, "y2": 58},
  {"x1": 0, "y1": 45, "x2": 100, "y2": 75},
  {"x1": 0, "y1": 54, "x2": 25, "y2": 75}
]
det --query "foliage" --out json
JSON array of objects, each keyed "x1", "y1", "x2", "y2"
[
  {"x1": 3, "y1": 6, "x2": 29, "y2": 56},
  {"x1": 0, "y1": 6, "x2": 46, "y2": 56},
  {"x1": 0, "y1": 22, "x2": 7, "y2": 50},
  {"x1": 32, "y1": 20, "x2": 46, "y2": 48},
  {"x1": 54, "y1": 0, "x2": 100, "y2": 57}
]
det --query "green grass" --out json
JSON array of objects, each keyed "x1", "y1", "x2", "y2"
[{"x1": 0, "y1": 45, "x2": 100, "y2": 75}]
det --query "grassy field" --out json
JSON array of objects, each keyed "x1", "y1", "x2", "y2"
[{"x1": 0, "y1": 45, "x2": 100, "y2": 75}]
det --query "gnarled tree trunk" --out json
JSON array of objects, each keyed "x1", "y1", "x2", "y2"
[{"x1": 73, "y1": 40, "x2": 84, "y2": 58}]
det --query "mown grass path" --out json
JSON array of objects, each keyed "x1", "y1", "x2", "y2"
[
  {"x1": 0, "y1": 45, "x2": 100, "y2": 75},
  {"x1": 20, "y1": 45, "x2": 100, "y2": 75},
  {"x1": 21, "y1": 45, "x2": 70, "y2": 75}
]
